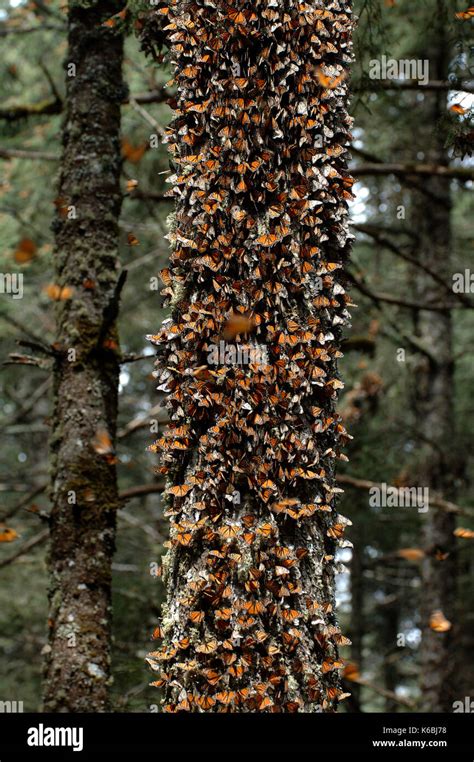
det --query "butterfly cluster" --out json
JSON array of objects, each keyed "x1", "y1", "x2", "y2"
[{"x1": 147, "y1": 0, "x2": 355, "y2": 712}]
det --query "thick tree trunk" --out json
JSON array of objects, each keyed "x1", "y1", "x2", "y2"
[
  {"x1": 43, "y1": 1, "x2": 124, "y2": 712},
  {"x1": 409, "y1": 4, "x2": 459, "y2": 713},
  {"x1": 148, "y1": 1, "x2": 355, "y2": 712}
]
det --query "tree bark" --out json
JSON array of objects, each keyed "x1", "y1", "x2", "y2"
[
  {"x1": 147, "y1": 0, "x2": 355, "y2": 712},
  {"x1": 43, "y1": 0, "x2": 124, "y2": 712}
]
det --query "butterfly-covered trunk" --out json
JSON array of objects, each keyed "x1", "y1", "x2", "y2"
[
  {"x1": 43, "y1": 1, "x2": 123, "y2": 712},
  {"x1": 148, "y1": 0, "x2": 355, "y2": 712}
]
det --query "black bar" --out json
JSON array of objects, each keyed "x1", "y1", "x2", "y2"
[{"x1": 0, "y1": 712, "x2": 472, "y2": 757}]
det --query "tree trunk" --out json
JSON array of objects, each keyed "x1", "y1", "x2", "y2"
[
  {"x1": 409, "y1": 1, "x2": 459, "y2": 713},
  {"x1": 349, "y1": 519, "x2": 364, "y2": 707},
  {"x1": 147, "y1": 0, "x2": 355, "y2": 712},
  {"x1": 43, "y1": 1, "x2": 124, "y2": 712}
]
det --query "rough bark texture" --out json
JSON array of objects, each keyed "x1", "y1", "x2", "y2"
[
  {"x1": 148, "y1": 0, "x2": 355, "y2": 712},
  {"x1": 43, "y1": 0, "x2": 124, "y2": 712},
  {"x1": 409, "y1": 4, "x2": 459, "y2": 713}
]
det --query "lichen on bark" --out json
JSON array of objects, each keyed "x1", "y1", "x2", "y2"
[{"x1": 43, "y1": 0, "x2": 124, "y2": 713}]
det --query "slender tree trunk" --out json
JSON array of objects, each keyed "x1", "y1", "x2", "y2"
[
  {"x1": 148, "y1": 1, "x2": 355, "y2": 712},
  {"x1": 349, "y1": 519, "x2": 364, "y2": 707},
  {"x1": 409, "y1": 2, "x2": 460, "y2": 713},
  {"x1": 43, "y1": 1, "x2": 124, "y2": 712},
  {"x1": 382, "y1": 594, "x2": 399, "y2": 712}
]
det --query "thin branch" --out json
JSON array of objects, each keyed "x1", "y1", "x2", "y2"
[
  {"x1": 117, "y1": 404, "x2": 167, "y2": 440},
  {"x1": 0, "y1": 147, "x2": 59, "y2": 161},
  {"x1": 0, "y1": 97, "x2": 62, "y2": 122},
  {"x1": 2, "y1": 353, "x2": 47, "y2": 369},
  {"x1": 0, "y1": 23, "x2": 65, "y2": 37},
  {"x1": 132, "y1": 88, "x2": 171, "y2": 105},
  {"x1": 347, "y1": 270, "x2": 465, "y2": 312},
  {"x1": 354, "y1": 224, "x2": 474, "y2": 308},
  {"x1": 97, "y1": 270, "x2": 128, "y2": 350},
  {"x1": 0, "y1": 483, "x2": 47, "y2": 522},
  {"x1": 354, "y1": 162, "x2": 474, "y2": 181},
  {"x1": 0, "y1": 528, "x2": 49, "y2": 570},
  {"x1": 337, "y1": 474, "x2": 472, "y2": 516},
  {"x1": 0, "y1": 377, "x2": 51, "y2": 432},
  {"x1": 119, "y1": 483, "x2": 164, "y2": 501},
  {"x1": 119, "y1": 352, "x2": 154, "y2": 365},
  {"x1": 354, "y1": 79, "x2": 474, "y2": 95},
  {"x1": 0, "y1": 89, "x2": 169, "y2": 122},
  {"x1": 350, "y1": 676, "x2": 415, "y2": 709},
  {"x1": 129, "y1": 97, "x2": 167, "y2": 140},
  {"x1": 118, "y1": 509, "x2": 164, "y2": 543},
  {"x1": 128, "y1": 189, "x2": 170, "y2": 202}
]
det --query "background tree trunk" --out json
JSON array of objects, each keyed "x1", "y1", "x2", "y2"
[
  {"x1": 409, "y1": 1, "x2": 460, "y2": 713},
  {"x1": 147, "y1": 0, "x2": 355, "y2": 712},
  {"x1": 43, "y1": 0, "x2": 124, "y2": 712}
]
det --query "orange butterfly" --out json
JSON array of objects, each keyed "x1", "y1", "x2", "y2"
[
  {"x1": 257, "y1": 233, "x2": 279, "y2": 247},
  {"x1": 169, "y1": 484, "x2": 192, "y2": 497}
]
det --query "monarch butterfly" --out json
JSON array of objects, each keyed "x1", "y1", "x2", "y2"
[
  {"x1": 168, "y1": 483, "x2": 192, "y2": 497},
  {"x1": 454, "y1": 527, "x2": 474, "y2": 538},
  {"x1": 218, "y1": 524, "x2": 239, "y2": 540},
  {"x1": 181, "y1": 65, "x2": 199, "y2": 78},
  {"x1": 244, "y1": 600, "x2": 265, "y2": 615},
  {"x1": 456, "y1": 7, "x2": 474, "y2": 19},
  {"x1": 281, "y1": 608, "x2": 300, "y2": 622},
  {"x1": 257, "y1": 233, "x2": 279, "y2": 247},
  {"x1": 216, "y1": 690, "x2": 236, "y2": 706},
  {"x1": 189, "y1": 610, "x2": 205, "y2": 624},
  {"x1": 228, "y1": 664, "x2": 245, "y2": 679},
  {"x1": 228, "y1": 9, "x2": 246, "y2": 24},
  {"x1": 222, "y1": 651, "x2": 237, "y2": 666},
  {"x1": 215, "y1": 607, "x2": 232, "y2": 621},
  {"x1": 196, "y1": 639, "x2": 219, "y2": 654},
  {"x1": 196, "y1": 695, "x2": 216, "y2": 710},
  {"x1": 92, "y1": 429, "x2": 114, "y2": 456},
  {"x1": 185, "y1": 99, "x2": 211, "y2": 113},
  {"x1": 202, "y1": 669, "x2": 221, "y2": 685},
  {"x1": 429, "y1": 610, "x2": 452, "y2": 633},
  {"x1": 316, "y1": 68, "x2": 346, "y2": 89}
]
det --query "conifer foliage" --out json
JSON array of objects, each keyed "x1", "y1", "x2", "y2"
[{"x1": 147, "y1": 0, "x2": 355, "y2": 712}]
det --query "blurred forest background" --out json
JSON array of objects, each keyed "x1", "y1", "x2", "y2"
[{"x1": 0, "y1": 0, "x2": 473, "y2": 712}]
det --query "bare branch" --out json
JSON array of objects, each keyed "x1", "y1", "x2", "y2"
[
  {"x1": 348, "y1": 270, "x2": 469, "y2": 312},
  {"x1": 0, "y1": 97, "x2": 62, "y2": 122},
  {"x1": 0, "y1": 147, "x2": 59, "y2": 161},
  {"x1": 354, "y1": 79, "x2": 474, "y2": 95},
  {"x1": 119, "y1": 482, "x2": 164, "y2": 501},
  {"x1": 117, "y1": 404, "x2": 167, "y2": 440},
  {"x1": 354, "y1": 162, "x2": 474, "y2": 181},
  {"x1": 0, "y1": 483, "x2": 47, "y2": 522},
  {"x1": 354, "y1": 223, "x2": 474, "y2": 308},
  {"x1": 337, "y1": 474, "x2": 472, "y2": 516},
  {"x1": 0, "y1": 528, "x2": 48, "y2": 570},
  {"x1": 0, "y1": 23, "x2": 65, "y2": 37}
]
